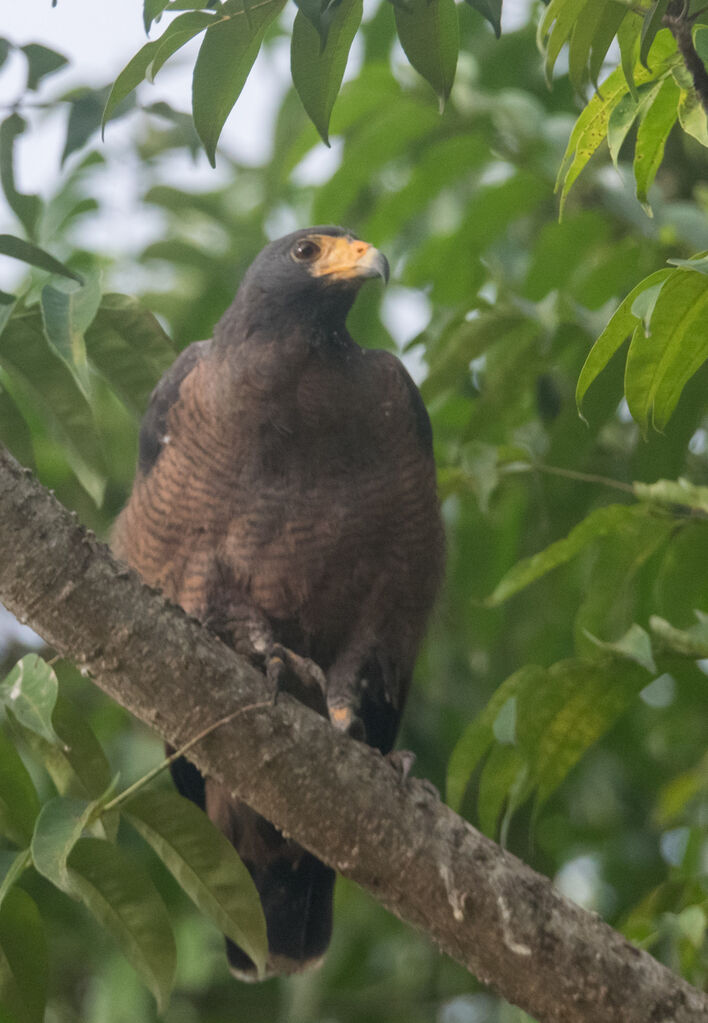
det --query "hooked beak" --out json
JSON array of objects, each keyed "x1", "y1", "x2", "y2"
[{"x1": 310, "y1": 235, "x2": 390, "y2": 284}]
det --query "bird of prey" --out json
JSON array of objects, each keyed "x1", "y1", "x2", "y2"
[{"x1": 113, "y1": 226, "x2": 444, "y2": 980}]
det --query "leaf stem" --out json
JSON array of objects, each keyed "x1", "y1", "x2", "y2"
[
  {"x1": 505, "y1": 461, "x2": 636, "y2": 495},
  {"x1": 101, "y1": 699, "x2": 271, "y2": 814}
]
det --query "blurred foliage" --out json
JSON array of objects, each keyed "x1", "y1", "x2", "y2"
[{"x1": 1, "y1": 0, "x2": 708, "y2": 1020}]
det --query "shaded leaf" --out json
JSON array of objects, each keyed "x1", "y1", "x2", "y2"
[
  {"x1": 0, "y1": 307, "x2": 107, "y2": 495},
  {"x1": 584, "y1": 623, "x2": 657, "y2": 674},
  {"x1": 291, "y1": 0, "x2": 363, "y2": 145},
  {"x1": 125, "y1": 790, "x2": 267, "y2": 975},
  {"x1": 144, "y1": 0, "x2": 171, "y2": 32},
  {"x1": 0, "y1": 117, "x2": 42, "y2": 239},
  {"x1": 0, "y1": 656, "x2": 60, "y2": 746},
  {"x1": 84, "y1": 294, "x2": 176, "y2": 415},
  {"x1": 575, "y1": 267, "x2": 672, "y2": 415},
  {"x1": 6, "y1": 689, "x2": 112, "y2": 805},
  {"x1": 588, "y1": 1, "x2": 627, "y2": 88},
  {"x1": 31, "y1": 796, "x2": 96, "y2": 893},
  {"x1": 103, "y1": 41, "x2": 161, "y2": 130},
  {"x1": 0, "y1": 850, "x2": 31, "y2": 912},
  {"x1": 149, "y1": 11, "x2": 216, "y2": 79},
  {"x1": 568, "y1": 0, "x2": 609, "y2": 94},
  {"x1": 618, "y1": 11, "x2": 642, "y2": 99},
  {"x1": 67, "y1": 837, "x2": 176, "y2": 1014},
  {"x1": 0, "y1": 888, "x2": 48, "y2": 1023},
  {"x1": 0, "y1": 731, "x2": 40, "y2": 847},
  {"x1": 538, "y1": 0, "x2": 590, "y2": 84},
  {"x1": 486, "y1": 505, "x2": 661, "y2": 607},
  {"x1": 465, "y1": 0, "x2": 502, "y2": 39},
  {"x1": 650, "y1": 612, "x2": 708, "y2": 658},
  {"x1": 634, "y1": 73, "x2": 680, "y2": 210},
  {"x1": 639, "y1": 0, "x2": 670, "y2": 69},
  {"x1": 447, "y1": 665, "x2": 545, "y2": 811},
  {"x1": 0, "y1": 234, "x2": 82, "y2": 282},
  {"x1": 675, "y1": 85, "x2": 708, "y2": 147},
  {"x1": 633, "y1": 477, "x2": 708, "y2": 513},
  {"x1": 40, "y1": 271, "x2": 102, "y2": 385},
  {"x1": 21, "y1": 43, "x2": 68, "y2": 91},
  {"x1": 625, "y1": 268, "x2": 708, "y2": 431},
  {"x1": 394, "y1": 0, "x2": 459, "y2": 108},
  {"x1": 192, "y1": 0, "x2": 287, "y2": 165}
]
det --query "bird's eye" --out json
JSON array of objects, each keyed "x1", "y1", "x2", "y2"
[{"x1": 292, "y1": 239, "x2": 321, "y2": 262}]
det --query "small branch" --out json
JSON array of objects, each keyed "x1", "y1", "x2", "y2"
[
  {"x1": 1, "y1": 444, "x2": 707, "y2": 1022},
  {"x1": 664, "y1": 1, "x2": 708, "y2": 115},
  {"x1": 503, "y1": 460, "x2": 636, "y2": 496},
  {"x1": 101, "y1": 700, "x2": 272, "y2": 814}
]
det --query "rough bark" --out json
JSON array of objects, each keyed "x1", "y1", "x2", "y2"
[
  {"x1": 0, "y1": 444, "x2": 707, "y2": 1023},
  {"x1": 664, "y1": 3, "x2": 708, "y2": 115}
]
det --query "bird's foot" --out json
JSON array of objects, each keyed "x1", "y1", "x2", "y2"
[
  {"x1": 386, "y1": 749, "x2": 416, "y2": 783},
  {"x1": 327, "y1": 700, "x2": 366, "y2": 742},
  {"x1": 385, "y1": 750, "x2": 441, "y2": 799},
  {"x1": 267, "y1": 644, "x2": 328, "y2": 717}
]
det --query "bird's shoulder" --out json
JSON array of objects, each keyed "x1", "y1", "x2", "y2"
[
  {"x1": 360, "y1": 348, "x2": 434, "y2": 455},
  {"x1": 138, "y1": 339, "x2": 212, "y2": 476}
]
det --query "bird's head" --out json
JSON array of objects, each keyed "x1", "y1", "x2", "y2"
[{"x1": 225, "y1": 226, "x2": 389, "y2": 342}]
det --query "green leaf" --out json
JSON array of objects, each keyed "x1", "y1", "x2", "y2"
[
  {"x1": 61, "y1": 88, "x2": 114, "y2": 166},
  {"x1": 530, "y1": 658, "x2": 649, "y2": 808},
  {"x1": 149, "y1": 10, "x2": 217, "y2": 79},
  {"x1": 394, "y1": 0, "x2": 459, "y2": 108},
  {"x1": 0, "y1": 117, "x2": 43, "y2": 239},
  {"x1": 291, "y1": 0, "x2": 363, "y2": 145},
  {"x1": 624, "y1": 268, "x2": 708, "y2": 431},
  {"x1": 446, "y1": 665, "x2": 545, "y2": 811},
  {"x1": 84, "y1": 294, "x2": 176, "y2": 415},
  {"x1": 465, "y1": 0, "x2": 502, "y2": 39},
  {"x1": 0, "y1": 656, "x2": 60, "y2": 746},
  {"x1": 584, "y1": 623, "x2": 657, "y2": 674},
  {"x1": 40, "y1": 271, "x2": 102, "y2": 385},
  {"x1": 0, "y1": 850, "x2": 31, "y2": 912},
  {"x1": 67, "y1": 837, "x2": 176, "y2": 1014},
  {"x1": 31, "y1": 796, "x2": 96, "y2": 893},
  {"x1": 0, "y1": 307, "x2": 107, "y2": 495},
  {"x1": 192, "y1": 0, "x2": 288, "y2": 165},
  {"x1": 618, "y1": 11, "x2": 642, "y2": 99},
  {"x1": 124, "y1": 790, "x2": 267, "y2": 976},
  {"x1": 538, "y1": 0, "x2": 590, "y2": 84},
  {"x1": 633, "y1": 73, "x2": 679, "y2": 210},
  {"x1": 486, "y1": 505, "x2": 656, "y2": 606},
  {"x1": 0, "y1": 731, "x2": 40, "y2": 846},
  {"x1": 0, "y1": 40, "x2": 11, "y2": 72},
  {"x1": 575, "y1": 267, "x2": 672, "y2": 415},
  {"x1": 0, "y1": 889, "x2": 48, "y2": 1023},
  {"x1": 6, "y1": 689, "x2": 112, "y2": 804},
  {"x1": 676, "y1": 86, "x2": 708, "y2": 147},
  {"x1": 568, "y1": 0, "x2": 609, "y2": 94},
  {"x1": 144, "y1": 0, "x2": 171, "y2": 32},
  {"x1": 0, "y1": 234, "x2": 82, "y2": 282},
  {"x1": 650, "y1": 612, "x2": 708, "y2": 658},
  {"x1": 21, "y1": 43, "x2": 68, "y2": 91},
  {"x1": 667, "y1": 253, "x2": 708, "y2": 274},
  {"x1": 103, "y1": 41, "x2": 161, "y2": 131},
  {"x1": 555, "y1": 30, "x2": 679, "y2": 216},
  {"x1": 633, "y1": 477, "x2": 708, "y2": 514},
  {"x1": 639, "y1": 0, "x2": 670, "y2": 69},
  {"x1": 607, "y1": 80, "x2": 663, "y2": 168},
  {"x1": 588, "y1": 1, "x2": 627, "y2": 88}
]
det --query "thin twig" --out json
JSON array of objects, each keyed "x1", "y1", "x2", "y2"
[
  {"x1": 664, "y1": 1, "x2": 708, "y2": 115},
  {"x1": 101, "y1": 699, "x2": 271, "y2": 814},
  {"x1": 503, "y1": 461, "x2": 636, "y2": 495}
]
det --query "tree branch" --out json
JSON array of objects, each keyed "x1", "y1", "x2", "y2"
[
  {"x1": 664, "y1": 2, "x2": 708, "y2": 115},
  {"x1": 1, "y1": 444, "x2": 706, "y2": 1023}
]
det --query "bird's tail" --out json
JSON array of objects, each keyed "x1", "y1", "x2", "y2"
[{"x1": 203, "y1": 774, "x2": 335, "y2": 980}]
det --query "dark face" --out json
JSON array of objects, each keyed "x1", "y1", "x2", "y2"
[
  {"x1": 230, "y1": 226, "x2": 389, "y2": 338},
  {"x1": 250, "y1": 225, "x2": 388, "y2": 293}
]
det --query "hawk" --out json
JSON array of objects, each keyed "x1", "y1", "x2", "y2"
[{"x1": 113, "y1": 226, "x2": 444, "y2": 979}]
